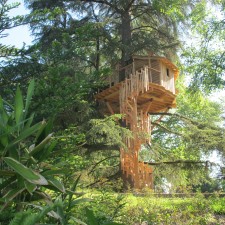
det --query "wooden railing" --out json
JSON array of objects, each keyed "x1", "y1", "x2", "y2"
[{"x1": 109, "y1": 65, "x2": 175, "y2": 93}]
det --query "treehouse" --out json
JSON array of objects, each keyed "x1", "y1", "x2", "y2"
[{"x1": 95, "y1": 54, "x2": 179, "y2": 189}]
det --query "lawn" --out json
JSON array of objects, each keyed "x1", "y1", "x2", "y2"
[
  {"x1": 77, "y1": 191, "x2": 225, "y2": 225},
  {"x1": 119, "y1": 193, "x2": 225, "y2": 225}
]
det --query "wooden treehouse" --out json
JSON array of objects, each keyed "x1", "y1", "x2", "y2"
[{"x1": 95, "y1": 54, "x2": 179, "y2": 189}]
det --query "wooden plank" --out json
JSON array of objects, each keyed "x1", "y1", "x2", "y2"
[
  {"x1": 106, "y1": 101, "x2": 115, "y2": 115},
  {"x1": 139, "y1": 93, "x2": 173, "y2": 102},
  {"x1": 103, "y1": 90, "x2": 119, "y2": 100}
]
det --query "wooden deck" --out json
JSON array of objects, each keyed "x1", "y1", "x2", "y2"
[{"x1": 95, "y1": 82, "x2": 176, "y2": 114}]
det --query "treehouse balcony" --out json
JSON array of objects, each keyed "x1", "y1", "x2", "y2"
[{"x1": 95, "y1": 55, "x2": 179, "y2": 115}]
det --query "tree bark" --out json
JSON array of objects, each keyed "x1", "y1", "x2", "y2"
[
  {"x1": 119, "y1": 9, "x2": 132, "y2": 81},
  {"x1": 96, "y1": 36, "x2": 100, "y2": 71}
]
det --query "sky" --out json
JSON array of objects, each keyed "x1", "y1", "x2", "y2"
[{"x1": 1, "y1": 0, "x2": 33, "y2": 48}]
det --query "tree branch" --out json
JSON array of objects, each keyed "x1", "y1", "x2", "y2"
[
  {"x1": 149, "y1": 112, "x2": 222, "y2": 131},
  {"x1": 125, "y1": 0, "x2": 135, "y2": 11},
  {"x1": 85, "y1": 170, "x2": 120, "y2": 188},
  {"x1": 84, "y1": 144, "x2": 120, "y2": 153},
  {"x1": 79, "y1": 0, "x2": 121, "y2": 13},
  {"x1": 151, "y1": 121, "x2": 182, "y2": 136},
  {"x1": 149, "y1": 112, "x2": 201, "y2": 126},
  {"x1": 145, "y1": 160, "x2": 212, "y2": 166},
  {"x1": 88, "y1": 155, "x2": 119, "y2": 175}
]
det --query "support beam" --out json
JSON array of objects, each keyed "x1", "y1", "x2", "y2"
[
  {"x1": 106, "y1": 101, "x2": 115, "y2": 115},
  {"x1": 103, "y1": 90, "x2": 119, "y2": 100}
]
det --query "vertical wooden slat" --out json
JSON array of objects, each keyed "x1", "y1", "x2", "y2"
[{"x1": 118, "y1": 62, "x2": 154, "y2": 190}]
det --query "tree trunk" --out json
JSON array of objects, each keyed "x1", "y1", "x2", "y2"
[
  {"x1": 119, "y1": 9, "x2": 132, "y2": 81},
  {"x1": 96, "y1": 36, "x2": 100, "y2": 71}
]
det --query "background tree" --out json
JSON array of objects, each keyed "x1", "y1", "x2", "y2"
[
  {"x1": 182, "y1": 1, "x2": 225, "y2": 92},
  {"x1": 0, "y1": 0, "x2": 224, "y2": 191},
  {"x1": 0, "y1": 0, "x2": 27, "y2": 56}
]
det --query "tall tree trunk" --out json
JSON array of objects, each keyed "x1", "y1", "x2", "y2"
[
  {"x1": 119, "y1": 10, "x2": 132, "y2": 81},
  {"x1": 96, "y1": 36, "x2": 100, "y2": 71}
]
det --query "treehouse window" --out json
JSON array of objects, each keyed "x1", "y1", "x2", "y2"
[{"x1": 166, "y1": 68, "x2": 170, "y2": 77}]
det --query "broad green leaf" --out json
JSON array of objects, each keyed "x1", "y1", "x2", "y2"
[
  {"x1": 24, "y1": 79, "x2": 35, "y2": 118},
  {"x1": 68, "y1": 175, "x2": 81, "y2": 209},
  {"x1": 4, "y1": 157, "x2": 48, "y2": 185},
  {"x1": 24, "y1": 180, "x2": 37, "y2": 194},
  {"x1": 47, "y1": 177, "x2": 65, "y2": 193},
  {"x1": 3, "y1": 187, "x2": 25, "y2": 202},
  {"x1": 44, "y1": 119, "x2": 54, "y2": 137},
  {"x1": 29, "y1": 133, "x2": 53, "y2": 157},
  {"x1": 0, "y1": 96, "x2": 4, "y2": 111},
  {"x1": 24, "y1": 113, "x2": 35, "y2": 129},
  {"x1": 41, "y1": 169, "x2": 66, "y2": 176},
  {"x1": 6, "y1": 122, "x2": 42, "y2": 149},
  {"x1": 0, "y1": 96, "x2": 9, "y2": 125},
  {"x1": 34, "y1": 140, "x2": 57, "y2": 162},
  {"x1": 54, "y1": 200, "x2": 66, "y2": 225},
  {"x1": 0, "y1": 118, "x2": 22, "y2": 137},
  {"x1": 28, "y1": 204, "x2": 61, "y2": 220},
  {"x1": 70, "y1": 217, "x2": 87, "y2": 225},
  {"x1": 85, "y1": 208, "x2": 98, "y2": 225},
  {"x1": 14, "y1": 86, "x2": 24, "y2": 125},
  {"x1": 35, "y1": 120, "x2": 47, "y2": 144},
  {"x1": 8, "y1": 146, "x2": 19, "y2": 161},
  {"x1": 35, "y1": 119, "x2": 53, "y2": 145},
  {"x1": 0, "y1": 135, "x2": 8, "y2": 147},
  {"x1": 0, "y1": 123, "x2": 9, "y2": 135}
]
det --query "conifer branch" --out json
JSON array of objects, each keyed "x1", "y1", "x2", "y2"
[
  {"x1": 151, "y1": 122, "x2": 182, "y2": 136},
  {"x1": 88, "y1": 155, "x2": 119, "y2": 175},
  {"x1": 145, "y1": 160, "x2": 212, "y2": 166}
]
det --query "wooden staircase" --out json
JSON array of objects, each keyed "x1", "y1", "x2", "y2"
[
  {"x1": 95, "y1": 55, "x2": 179, "y2": 189},
  {"x1": 119, "y1": 66, "x2": 153, "y2": 189}
]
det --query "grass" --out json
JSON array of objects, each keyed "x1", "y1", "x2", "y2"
[
  {"x1": 76, "y1": 190, "x2": 225, "y2": 225},
  {"x1": 118, "y1": 193, "x2": 225, "y2": 225}
]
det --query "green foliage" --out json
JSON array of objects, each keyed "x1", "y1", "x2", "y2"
[
  {"x1": 0, "y1": 44, "x2": 19, "y2": 57},
  {"x1": 0, "y1": 0, "x2": 224, "y2": 204},
  {"x1": 0, "y1": 0, "x2": 26, "y2": 57},
  {"x1": 182, "y1": 1, "x2": 225, "y2": 92},
  {"x1": 210, "y1": 196, "x2": 225, "y2": 215},
  {"x1": 87, "y1": 114, "x2": 132, "y2": 148},
  {"x1": 74, "y1": 190, "x2": 125, "y2": 225},
  {"x1": 85, "y1": 208, "x2": 123, "y2": 225},
  {"x1": 143, "y1": 81, "x2": 225, "y2": 189},
  {"x1": 176, "y1": 80, "x2": 223, "y2": 122},
  {"x1": 118, "y1": 193, "x2": 225, "y2": 224},
  {"x1": 8, "y1": 179, "x2": 124, "y2": 225},
  {"x1": 6, "y1": 163, "x2": 95, "y2": 225},
  {"x1": 0, "y1": 80, "x2": 66, "y2": 215}
]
